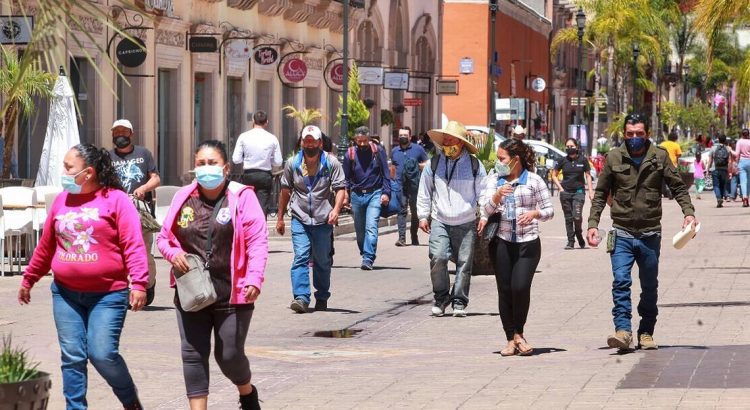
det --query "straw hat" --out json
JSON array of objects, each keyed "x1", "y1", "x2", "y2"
[{"x1": 426, "y1": 120, "x2": 478, "y2": 154}]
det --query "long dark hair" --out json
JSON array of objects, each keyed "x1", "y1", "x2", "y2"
[
  {"x1": 73, "y1": 144, "x2": 124, "y2": 191},
  {"x1": 498, "y1": 138, "x2": 536, "y2": 171},
  {"x1": 195, "y1": 140, "x2": 228, "y2": 163}
]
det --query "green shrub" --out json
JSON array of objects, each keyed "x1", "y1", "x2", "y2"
[{"x1": 0, "y1": 335, "x2": 39, "y2": 383}]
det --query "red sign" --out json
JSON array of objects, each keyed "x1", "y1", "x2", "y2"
[
  {"x1": 403, "y1": 98, "x2": 422, "y2": 107},
  {"x1": 282, "y1": 58, "x2": 307, "y2": 83},
  {"x1": 331, "y1": 63, "x2": 344, "y2": 86}
]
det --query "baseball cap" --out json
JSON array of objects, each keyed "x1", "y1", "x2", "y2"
[
  {"x1": 302, "y1": 125, "x2": 322, "y2": 140},
  {"x1": 111, "y1": 119, "x2": 133, "y2": 131}
]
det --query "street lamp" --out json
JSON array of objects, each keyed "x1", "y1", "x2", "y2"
[
  {"x1": 575, "y1": 8, "x2": 585, "y2": 142},
  {"x1": 682, "y1": 63, "x2": 690, "y2": 107},
  {"x1": 632, "y1": 42, "x2": 640, "y2": 111}
]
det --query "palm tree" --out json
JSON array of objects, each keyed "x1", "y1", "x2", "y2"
[
  {"x1": 0, "y1": 48, "x2": 55, "y2": 177},
  {"x1": 282, "y1": 105, "x2": 323, "y2": 128}
]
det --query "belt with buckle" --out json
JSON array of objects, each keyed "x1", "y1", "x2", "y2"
[{"x1": 353, "y1": 187, "x2": 378, "y2": 194}]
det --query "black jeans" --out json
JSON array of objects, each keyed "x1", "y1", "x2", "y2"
[
  {"x1": 559, "y1": 191, "x2": 585, "y2": 245},
  {"x1": 175, "y1": 300, "x2": 254, "y2": 398},
  {"x1": 712, "y1": 169, "x2": 729, "y2": 200},
  {"x1": 242, "y1": 169, "x2": 273, "y2": 217},
  {"x1": 494, "y1": 238, "x2": 541, "y2": 341},
  {"x1": 397, "y1": 183, "x2": 419, "y2": 243}
]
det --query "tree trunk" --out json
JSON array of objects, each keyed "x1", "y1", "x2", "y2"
[
  {"x1": 607, "y1": 43, "x2": 615, "y2": 127},
  {"x1": 3, "y1": 103, "x2": 18, "y2": 178},
  {"x1": 592, "y1": 58, "x2": 601, "y2": 155},
  {"x1": 651, "y1": 64, "x2": 659, "y2": 140}
]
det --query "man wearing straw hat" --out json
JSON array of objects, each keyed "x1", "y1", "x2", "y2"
[
  {"x1": 511, "y1": 125, "x2": 527, "y2": 140},
  {"x1": 417, "y1": 120, "x2": 486, "y2": 317}
]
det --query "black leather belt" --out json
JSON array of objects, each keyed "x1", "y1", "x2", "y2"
[
  {"x1": 353, "y1": 187, "x2": 379, "y2": 194},
  {"x1": 243, "y1": 169, "x2": 272, "y2": 174}
]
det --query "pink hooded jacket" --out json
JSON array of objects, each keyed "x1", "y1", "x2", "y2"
[{"x1": 157, "y1": 181, "x2": 268, "y2": 304}]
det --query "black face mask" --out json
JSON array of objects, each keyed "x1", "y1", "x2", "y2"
[
  {"x1": 113, "y1": 136, "x2": 131, "y2": 149},
  {"x1": 357, "y1": 144, "x2": 370, "y2": 152},
  {"x1": 303, "y1": 147, "x2": 320, "y2": 158},
  {"x1": 398, "y1": 137, "x2": 410, "y2": 145},
  {"x1": 566, "y1": 147, "x2": 578, "y2": 155}
]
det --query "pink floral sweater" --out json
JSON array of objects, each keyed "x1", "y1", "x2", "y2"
[{"x1": 22, "y1": 188, "x2": 149, "y2": 292}]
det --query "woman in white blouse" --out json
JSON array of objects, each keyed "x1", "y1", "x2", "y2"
[{"x1": 479, "y1": 139, "x2": 554, "y2": 356}]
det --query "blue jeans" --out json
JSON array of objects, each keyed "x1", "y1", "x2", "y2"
[
  {"x1": 350, "y1": 189, "x2": 382, "y2": 264},
  {"x1": 739, "y1": 158, "x2": 750, "y2": 199},
  {"x1": 290, "y1": 218, "x2": 333, "y2": 304},
  {"x1": 610, "y1": 234, "x2": 661, "y2": 335},
  {"x1": 51, "y1": 281, "x2": 138, "y2": 409},
  {"x1": 712, "y1": 169, "x2": 729, "y2": 200},
  {"x1": 428, "y1": 220, "x2": 476, "y2": 307},
  {"x1": 729, "y1": 173, "x2": 740, "y2": 198}
]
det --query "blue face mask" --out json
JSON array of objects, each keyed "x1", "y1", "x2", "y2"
[
  {"x1": 61, "y1": 168, "x2": 87, "y2": 194},
  {"x1": 624, "y1": 137, "x2": 647, "y2": 154},
  {"x1": 195, "y1": 165, "x2": 226, "y2": 190}
]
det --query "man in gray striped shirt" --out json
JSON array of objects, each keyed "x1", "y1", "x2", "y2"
[{"x1": 417, "y1": 121, "x2": 486, "y2": 317}]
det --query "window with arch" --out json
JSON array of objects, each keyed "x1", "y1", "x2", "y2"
[{"x1": 414, "y1": 36, "x2": 434, "y2": 135}]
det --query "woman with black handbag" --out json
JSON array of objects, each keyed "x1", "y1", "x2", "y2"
[
  {"x1": 157, "y1": 140, "x2": 268, "y2": 410},
  {"x1": 479, "y1": 139, "x2": 554, "y2": 357}
]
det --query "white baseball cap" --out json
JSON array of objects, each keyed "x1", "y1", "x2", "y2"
[
  {"x1": 111, "y1": 119, "x2": 133, "y2": 131},
  {"x1": 302, "y1": 125, "x2": 322, "y2": 140}
]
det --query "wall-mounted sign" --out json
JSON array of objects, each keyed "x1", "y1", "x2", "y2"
[
  {"x1": 408, "y1": 76, "x2": 431, "y2": 94},
  {"x1": 116, "y1": 37, "x2": 147, "y2": 68},
  {"x1": 436, "y1": 79, "x2": 459, "y2": 95},
  {"x1": 403, "y1": 98, "x2": 422, "y2": 107},
  {"x1": 282, "y1": 58, "x2": 307, "y2": 83},
  {"x1": 254, "y1": 46, "x2": 278, "y2": 65},
  {"x1": 358, "y1": 66, "x2": 384, "y2": 85},
  {"x1": 383, "y1": 71, "x2": 409, "y2": 90},
  {"x1": 495, "y1": 98, "x2": 527, "y2": 121},
  {"x1": 189, "y1": 36, "x2": 218, "y2": 53},
  {"x1": 0, "y1": 15, "x2": 33, "y2": 45},
  {"x1": 225, "y1": 40, "x2": 251, "y2": 59},
  {"x1": 460, "y1": 57, "x2": 474, "y2": 74},
  {"x1": 531, "y1": 77, "x2": 546, "y2": 92},
  {"x1": 331, "y1": 63, "x2": 344, "y2": 86}
]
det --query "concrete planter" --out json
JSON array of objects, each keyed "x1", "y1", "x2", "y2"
[{"x1": 0, "y1": 372, "x2": 51, "y2": 410}]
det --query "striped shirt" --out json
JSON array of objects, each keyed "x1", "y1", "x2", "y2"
[
  {"x1": 416, "y1": 150, "x2": 487, "y2": 226},
  {"x1": 479, "y1": 170, "x2": 554, "y2": 243}
]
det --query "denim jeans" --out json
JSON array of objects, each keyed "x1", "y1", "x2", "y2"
[
  {"x1": 610, "y1": 234, "x2": 661, "y2": 335},
  {"x1": 397, "y1": 184, "x2": 419, "y2": 243},
  {"x1": 559, "y1": 191, "x2": 585, "y2": 245},
  {"x1": 350, "y1": 189, "x2": 382, "y2": 264},
  {"x1": 290, "y1": 218, "x2": 333, "y2": 304},
  {"x1": 51, "y1": 281, "x2": 138, "y2": 409},
  {"x1": 729, "y1": 174, "x2": 740, "y2": 198},
  {"x1": 712, "y1": 169, "x2": 729, "y2": 200},
  {"x1": 428, "y1": 219, "x2": 476, "y2": 307},
  {"x1": 739, "y1": 158, "x2": 750, "y2": 199}
]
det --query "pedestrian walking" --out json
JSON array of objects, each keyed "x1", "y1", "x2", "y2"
[
  {"x1": 694, "y1": 151, "x2": 706, "y2": 199},
  {"x1": 734, "y1": 129, "x2": 750, "y2": 207},
  {"x1": 343, "y1": 126, "x2": 391, "y2": 270},
  {"x1": 108, "y1": 119, "x2": 160, "y2": 305},
  {"x1": 587, "y1": 113, "x2": 697, "y2": 352},
  {"x1": 156, "y1": 140, "x2": 266, "y2": 410},
  {"x1": 277, "y1": 125, "x2": 346, "y2": 313},
  {"x1": 728, "y1": 138, "x2": 740, "y2": 200},
  {"x1": 232, "y1": 110, "x2": 283, "y2": 217},
  {"x1": 390, "y1": 126, "x2": 429, "y2": 246},
  {"x1": 551, "y1": 138, "x2": 593, "y2": 249},
  {"x1": 705, "y1": 134, "x2": 733, "y2": 208},
  {"x1": 417, "y1": 120, "x2": 486, "y2": 317},
  {"x1": 659, "y1": 132, "x2": 682, "y2": 199},
  {"x1": 18, "y1": 144, "x2": 147, "y2": 410},
  {"x1": 479, "y1": 139, "x2": 554, "y2": 356}
]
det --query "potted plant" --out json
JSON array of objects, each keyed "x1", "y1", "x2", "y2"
[{"x1": 0, "y1": 336, "x2": 51, "y2": 409}]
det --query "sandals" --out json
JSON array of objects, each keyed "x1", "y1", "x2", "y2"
[
  {"x1": 515, "y1": 336, "x2": 534, "y2": 356},
  {"x1": 500, "y1": 342, "x2": 518, "y2": 356}
]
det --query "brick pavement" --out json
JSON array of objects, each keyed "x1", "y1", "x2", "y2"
[{"x1": 2, "y1": 194, "x2": 750, "y2": 409}]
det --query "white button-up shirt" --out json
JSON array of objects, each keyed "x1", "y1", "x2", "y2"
[{"x1": 231, "y1": 127, "x2": 283, "y2": 171}]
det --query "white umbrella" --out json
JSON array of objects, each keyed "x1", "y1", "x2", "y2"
[{"x1": 35, "y1": 68, "x2": 80, "y2": 187}]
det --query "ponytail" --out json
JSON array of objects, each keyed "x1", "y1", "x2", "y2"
[
  {"x1": 72, "y1": 144, "x2": 125, "y2": 191},
  {"x1": 498, "y1": 139, "x2": 536, "y2": 171}
]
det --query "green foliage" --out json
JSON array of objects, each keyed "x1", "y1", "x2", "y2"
[
  {"x1": 380, "y1": 109, "x2": 394, "y2": 127},
  {"x1": 335, "y1": 63, "x2": 370, "y2": 140},
  {"x1": 0, "y1": 335, "x2": 39, "y2": 383},
  {"x1": 679, "y1": 102, "x2": 720, "y2": 136},
  {"x1": 661, "y1": 101, "x2": 681, "y2": 132},
  {"x1": 606, "y1": 112, "x2": 627, "y2": 139},
  {"x1": 282, "y1": 105, "x2": 322, "y2": 127},
  {"x1": 472, "y1": 131, "x2": 495, "y2": 172},
  {"x1": 597, "y1": 141, "x2": 611, "y2": 154}
]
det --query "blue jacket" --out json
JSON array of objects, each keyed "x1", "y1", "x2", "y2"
[{"x1": 343, "y1": 143, "x2": 392, "y2": 198}]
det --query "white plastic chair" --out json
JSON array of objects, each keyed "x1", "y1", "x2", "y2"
[
  {"x1": 152, "y1": 185, "x2": 181, "y2": 257},
  {"x1": 33, "y1": 186, "x2": 62, "y2": 244},
  {"x1": 0, "y1": 187, "x2": 37, "y2": 274}
]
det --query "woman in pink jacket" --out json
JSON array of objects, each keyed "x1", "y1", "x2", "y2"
[
  {"x1": 157, "y1": 140, "x2": 267, "y2": 410},
  {"x1": 18, "y1": 144, "x2": 148, "y2": 410}
]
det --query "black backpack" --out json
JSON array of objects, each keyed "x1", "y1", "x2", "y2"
[{"x1": 714, "y1": 145, "x2": 729, "y2": 167}]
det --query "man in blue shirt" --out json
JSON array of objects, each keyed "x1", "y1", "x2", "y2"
[
  {"x1": 343, "y1": 126, "x2": 391, "y2": 270},
  {"x1": 390, "y1": 126, "x2": 428, "y2": 246}
]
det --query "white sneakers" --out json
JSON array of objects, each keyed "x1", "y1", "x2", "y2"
[{"x1": 431, "y1": 303, "x2": 467, "y2": 317}]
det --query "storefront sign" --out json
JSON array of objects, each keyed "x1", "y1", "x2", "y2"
[
  {"x1": 436, "y1": 79, "x2": 459, "y2": 95},
  {"x1": 0, "y1": 15, "x2": 33, "y2": 45},
  {"x1": 282, "y1": 58, "x2": 308, "y2": 83},
  {"x1": 116, "y1": 37, "x2": 147, "y2": 68},
  {"x1": 403, "y1": 98, "x2": 422, "y2": 107},
  {"x1": 189, "y1": 36, "x2": 218, "y2": 53},
  {"x1": 531, "y1": 77, "x2": 546, "y2": 92},
  {"x1": 358, "y1": 66, "x2": 384, "y2": 85},
  {"x1": 460, "y1": 57, "x2": 474, "y2": 74},
  {"x1": 254, "y1": 46, "x2": 278, "y2": 65},
  {"x1": 225, "y1": 40, "x2": 251, "y2": 59},
  {"x1": 331, "y1": 63, "x2": 344, "y2": 86},
  {"x1": 383, "y1": 72, "x2": 409, "y2": 90},
  {"x1": 408, "y1": 76, "x2": 431, "y2": 94}
]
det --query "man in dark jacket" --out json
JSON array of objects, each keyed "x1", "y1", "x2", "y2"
[{"x1": 587, "y1": 113, "x2": 698, "y2": 352}]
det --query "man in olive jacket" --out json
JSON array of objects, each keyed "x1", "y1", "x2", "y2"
[{"x1": 587, "y1": 113, "x2": 698, "y2": 352}]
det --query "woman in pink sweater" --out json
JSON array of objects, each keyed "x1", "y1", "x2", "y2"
[
  {"x1": 18, "y1": 144, "x2": 148, "y2": 410},
  {"x1": 157, "y1": 140, "x2": 267, "y2": 410}
]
